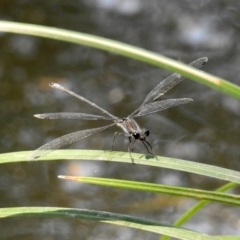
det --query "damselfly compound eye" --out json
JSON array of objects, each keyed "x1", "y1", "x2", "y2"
[
  {"x1": 145, "y1": 130, "x2": 150, "y2": 137},
  {"x1": 133, "y1": 132, "x2": 140, "y2": 139}
]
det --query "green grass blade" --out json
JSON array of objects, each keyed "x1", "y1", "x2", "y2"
[
  {"x1": 0, "y1": 21, "x2": 240, "y2": 99},
  {"x1": 1, "y1": 150, "x2": 240, "y2": 184},
  {"x1": 58, "y1": 176, "x2": 240, "y2": 206},
  {"x1": 172, "y1": 182, "x2": 238, "y2": 226},
  {"x1": 0, "y1": 207, "x2": 218, "y2": 240},
  {"x1": 214, "y1": 237, "x2": 240, "y2": 240},
  {"x1": 160, "y1": 182, "x2": 238, "y2": 240}
]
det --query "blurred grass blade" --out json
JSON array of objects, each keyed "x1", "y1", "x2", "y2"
[
  {"x1": 160, "y1": 182, "x2": 238, "y2": 240},
  {"x1": 0, "y1": 207, "x2": 218, "y2": 240},
  {"x1": 171, "y1": 182, "x2": 238, "y2": 226},
  {"x1": 58, "y1": 176, "x2": 240, "y2": 206},
  {"x1": 0, "y1": 21, "x2": 240, "y2": 99},
  {"x1": 1, "y1": 150, "x2": 240, "y2": 184},
  {"x1": 213, "y1": 237, "x2": 240, "y2": 240}
]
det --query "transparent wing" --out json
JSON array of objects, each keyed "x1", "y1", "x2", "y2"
[
  {"x1": 133, "y1": 98, "x2": 193, "y2": 118},
  {"x1": 142, "y1": 57, "x2": 208, "y2": 105},
  {"x1": 34, "y1": 113, "x2": 113, "y2": 120},
  {"x1": 28, "y1": 123, "x2": 116, "y2": 160},
  {"x1": 128, "y1": 57, "x2": 208, "y2": 118},
  {"x1": 50, "y1": 83, "x2": 117, "y2": 119},
  {"x1": 141, "y1": 73, "x2": 181, "y2": 106}
]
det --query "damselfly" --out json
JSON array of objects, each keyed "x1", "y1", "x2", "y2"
[{"x1": 28, "y1": 57, "x2": 207, "y2": 163}]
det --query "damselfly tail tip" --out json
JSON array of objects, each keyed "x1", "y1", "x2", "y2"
[
  {"x1": 49, "y1": 82, "x2": 60, "y2": 88},
  {"x1": 34, "y1": 114, "x2": 44, "y2": 119}
]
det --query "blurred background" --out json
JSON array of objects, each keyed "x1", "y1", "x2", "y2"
[{"x1": 0, "y1": 0, "x2": 240, "y2": 239}]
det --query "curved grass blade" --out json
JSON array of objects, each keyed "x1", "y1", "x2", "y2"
[
  {"x1": 0, "y1": 21, "x2": 240, "y2": 99},
  {"x1": 1, "y1": 150, "x2": 240, "y2": 184},
  {"x1": 58, "y1": 176, "x2": 240, "y2": 207},
  {"x1": 160, "y1": 182, "x2": 239, "y2": 240},
  {"x1": 0, "y1": 207, "x2": 218, "y2": 240}
]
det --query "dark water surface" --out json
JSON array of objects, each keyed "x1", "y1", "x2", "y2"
[{"x1": 0, "y1": 1, "x2": 240, "y2": 239}]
